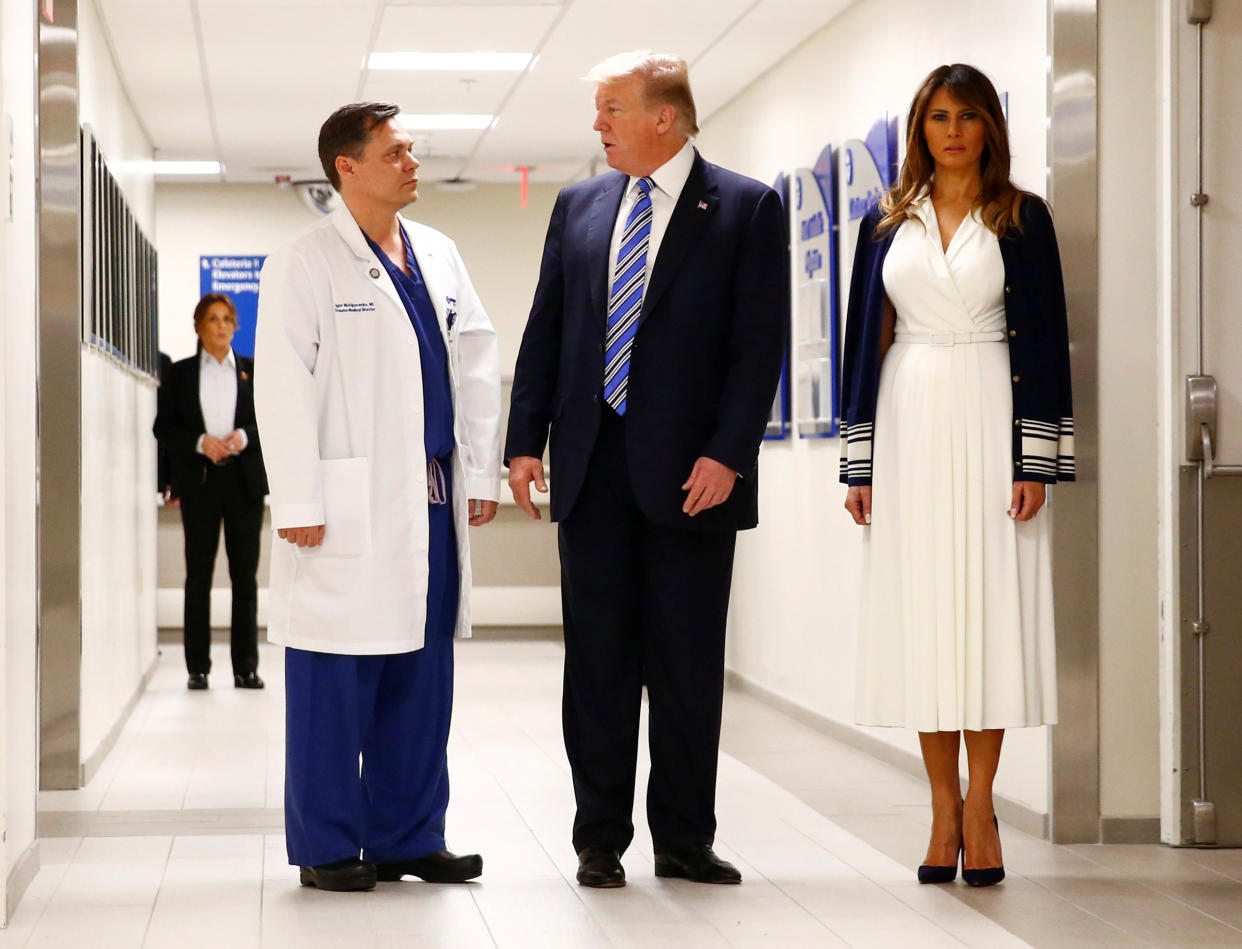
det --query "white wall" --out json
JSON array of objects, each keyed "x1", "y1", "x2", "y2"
[
  {"x1": 76, "y1": 0, "x2": 159, "y2": 767},
  {"x1": 156, "y1": 181, "x2": 560, "y2": 376},
  {"x1": 696, "y1": 0, "x2": 1054, "y2": 815},
  {"x1": 1096, "y1": 0, "x2": 1161, "y2": 821},
  {"x1": 1, "y1": 0, "x2": 41, "y2": 923}
]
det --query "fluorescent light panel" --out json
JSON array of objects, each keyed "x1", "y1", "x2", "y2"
[
  {"x1": 400, "y1": 114, "x2": 494, "y2": 131},
  {"x1": 369, "y1": 51, "x2": 532, "y2": 71},
  {"x1": 153, "y1": 161, "x2": 222, "y2": 176}
]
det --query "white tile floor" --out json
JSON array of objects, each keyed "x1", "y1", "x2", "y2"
[{"x1": 20, "y1": 638, "x2": 1242, "y2": 948}]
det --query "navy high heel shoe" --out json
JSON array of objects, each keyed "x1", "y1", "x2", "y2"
[
  {"x1": 917, "y1": 836, "x2": 962, "y2": 884},
  {"x1": 962, "y1": 815, "x2": 1005, "y2": 887},
  {"x1": 919, "y1": 800, "x2": 964, "y2": 884}
]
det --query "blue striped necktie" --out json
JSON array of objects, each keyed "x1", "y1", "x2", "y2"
[{"x1": 603, "y1": 176, "x2": 654, "y2": 415}]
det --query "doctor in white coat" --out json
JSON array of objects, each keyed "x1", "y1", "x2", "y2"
[{"x1": 254, "y1": 102, "x2": 501, "y2": 893}]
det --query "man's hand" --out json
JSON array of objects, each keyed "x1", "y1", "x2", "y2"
[
  {"x1": 681, "y1": 457, "x2": 737, "y2": 517},
  {"x1": 469, "y1": 499, "x2": 498, "y2": 526},
  {"x1": 1009, "y1": 481, "x2": 1046, "y2": 521},
  {"x1": 200, "y1": 435, "x2": 230, "y2": 463},
  {"x1": 278, "y1": 525, "x2": 325, "y2": 548},
  {"x1": 844, "y1": 485, "x2": 872, "y2": 525},
  {"x1": 508, "y1": 456, "x2": 548, "y2": 520},
  {"x1": 224, "y1": 430, "x2": 246, "y2": 454}
]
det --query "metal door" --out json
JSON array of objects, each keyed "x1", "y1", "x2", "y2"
[{"x1": 1176, "y1": 0, "x2": 1242, "y2": 847}]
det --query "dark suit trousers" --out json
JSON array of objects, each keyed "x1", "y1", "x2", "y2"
[
  {"x1": 558, "y1": 409, "x2": 737, "y2": 855},
  {"x1": 179, "y1": 462, "x2": 264, "y2": 677}
]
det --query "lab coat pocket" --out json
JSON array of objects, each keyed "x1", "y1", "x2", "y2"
[{"x1": 302, "y1": 457, "x2": 373, "y2": 559}]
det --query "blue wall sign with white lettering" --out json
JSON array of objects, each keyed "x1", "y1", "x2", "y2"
[
  {"x1": 793, "y1": 144, "x2": 839, "y2": 439},
  {"x1": 765, "y1": 172, "x2": 791, "y2": 441},
  {"x1": 199, "y1": 255, "x2": 266, "y2": 357}
]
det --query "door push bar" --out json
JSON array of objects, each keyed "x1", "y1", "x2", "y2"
[{"x1": 1186, "y1": 375, "x2": 1242, "y2": 478}]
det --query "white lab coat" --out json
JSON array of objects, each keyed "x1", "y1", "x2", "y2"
[{"x1": 253, "y1": 203, "x2": 501, "y2": 655}]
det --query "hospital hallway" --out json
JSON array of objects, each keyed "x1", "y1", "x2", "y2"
[{"x1": 3, "y1": 634, "x2": 1237, "y2": 949}]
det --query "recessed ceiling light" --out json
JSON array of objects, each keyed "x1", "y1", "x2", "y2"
[
  {"x1": 153, "y1": 161, "x2": 223, "y2": 176},
  {"x1": 399, "y1": 114, "x2": 495, "y2": 131},
  {"x1": 369, "y1": 52, "x2": 533, "y2": 72}
]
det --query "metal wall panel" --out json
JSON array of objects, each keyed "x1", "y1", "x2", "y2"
[
  {"x1": 1048, "y1": 0, "x2": 1101, "y2": 844},
  {"x1": 37, "y1": 0, "x2": 82, "y2": 790}
]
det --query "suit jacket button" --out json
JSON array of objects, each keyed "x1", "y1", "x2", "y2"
[
  {"x1": 592, "y1": 394, "x2": 599, "y2": 403},
  {"x1": 1005, "y1": 285, "x2": 1012, "y2": 293},
  {"x1": 1012, "y1": 375, "x2": 1020, "y2": 383},
  {"x1": 1009, "y1": 329, "x2": 1017, "y2": 337}
]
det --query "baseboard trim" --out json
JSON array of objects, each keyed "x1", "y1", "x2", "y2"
[
  {"x1": 80, "y1": 652, "x2": 160, "y2": 787},
  {"x1": 39, "y1": 807, "x2": 285, "y2": 838},
  {"x1": 5, "y1": 840, "x2": 40, "y2": 925},
  {"x1": 724, "y1": 668, "x2": 1050, "y2": 840},
  {"x1": 1100, "y1": 816, "x2": 1161, "y2": 843}
]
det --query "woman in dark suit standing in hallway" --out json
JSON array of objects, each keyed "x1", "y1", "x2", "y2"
[
  {"x1": 840, "y1": 65, "x2": 1074, "y2": 886},
  {"x1": 154, "y1": 293, "x2": 269, "y2": 690}
]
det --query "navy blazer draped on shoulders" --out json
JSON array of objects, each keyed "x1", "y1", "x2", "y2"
[
  {"x1": 839, "y1": 195, "x2": 1075, "y2": 487},
  {"x1": 505, "y1": 150, "x2": 788, "y2": 530}
]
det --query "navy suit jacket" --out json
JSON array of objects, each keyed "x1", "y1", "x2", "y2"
[
  {"x1": 153, "y1": 352, "x2": 269, "y2": 499},
  {"x1": 505, "y1": 150, "x2": 788, "y2": 531}
]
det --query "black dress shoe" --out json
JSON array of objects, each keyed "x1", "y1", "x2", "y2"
[
  {"x1": 654, "y1": 844, "x2": 741, "y2": 884},
  {"x1": 576, "y1": 846, "x2": 625, "y2": 888},
  {"x1": 186, "y1": 673, "x2": 208, "y2": 690},
  {"x1": 234, "y1": 671, "x2": 265, "y2": 689},
  {"x1": 375, "y1": 850, "x2": 482, "y2": 883},
  {"x1": 299, "y1": 857, "x2": 377, "y2": 891},
  {"x1": 962, "y1": 816, "x2": 1005, "y2": 887}
]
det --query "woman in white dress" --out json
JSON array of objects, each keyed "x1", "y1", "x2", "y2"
[{"x1": 839, "y1": 65, "x2": 1074, "y2": 887}]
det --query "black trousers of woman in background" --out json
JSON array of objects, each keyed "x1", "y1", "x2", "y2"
[{"x1": 180, "y1": 460, "x2": 264, "y2": 678}]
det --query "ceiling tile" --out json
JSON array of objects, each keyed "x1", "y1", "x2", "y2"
[
  {"x1": 362, "y1": 70, "x2": 515, "y2": 115},
  {"x1": 95, "y1": 1, "x2": 209, "y2": 152},
  {"x1": 373, "y1": 4, "x2": 561, "y2": 52}
]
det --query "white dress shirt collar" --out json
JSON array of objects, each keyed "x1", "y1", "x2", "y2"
[
  {"x1": 200, "y1": 347, "x2": 237, "y2": 371},
  {"x1": 629, "y1": 138, "x2": 696, "y2": 202}
]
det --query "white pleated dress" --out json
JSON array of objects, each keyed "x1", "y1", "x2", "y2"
[{"x1": 854, "y1": 196, "x2": 1057, "y2": 732}]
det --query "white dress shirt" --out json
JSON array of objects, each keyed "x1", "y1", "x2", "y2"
[
  {"x1": 196, "y1": 348, "x2": 247, "y2": 454},
  {"x1": 608, "y1": 138, "x2": 696, "y2": 291}
]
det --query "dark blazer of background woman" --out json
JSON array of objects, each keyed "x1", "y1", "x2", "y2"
[{"x1": 155, "y1": 353, "x2": 269, "y2": 500}]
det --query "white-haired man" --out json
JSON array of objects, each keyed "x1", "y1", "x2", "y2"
[{"x1": 506, "y1": 51, "x2": 787, "y2": 887}]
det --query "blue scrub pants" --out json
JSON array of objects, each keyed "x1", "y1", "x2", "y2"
[{"x1": 284, "y1": 471, "x2": 459, "y2": 868}]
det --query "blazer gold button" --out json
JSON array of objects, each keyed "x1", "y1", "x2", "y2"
[
  {"x1": 1014, "y1": 419, "x2": 1020, "y2": 427},
  {"x1": 1012, "y1": 375, "x2": 1020, "y2": 382},
  {"x1": 369, "y1": 268, "x2": 381, "y2": 279},
  {"x1": 1009, "y1": 329, "x2": 1017, "y2": 337},
  {"x1": 1005, "y1": 285, "x2": 1011, "y2": 293}
]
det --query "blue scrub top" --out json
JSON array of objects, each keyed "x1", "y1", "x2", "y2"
[{"x1": 364, "y1": 226, "x2": 456, "y2": 461}]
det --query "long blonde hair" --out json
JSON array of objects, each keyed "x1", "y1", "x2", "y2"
[{"x1": 877, "y1": 64, "x2": 1027, "y2": 239}]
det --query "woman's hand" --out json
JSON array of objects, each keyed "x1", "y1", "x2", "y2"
[
  {"x1": 845, "y1": 485, "x2": 872, "y2": 525},
  {"x1": 1009, "y1": 481, "x2": 1046, "y2": 521}
]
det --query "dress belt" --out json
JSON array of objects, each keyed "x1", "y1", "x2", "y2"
[{"x1": 894, "y1": 331, "x2": 1007, "y2": 346}]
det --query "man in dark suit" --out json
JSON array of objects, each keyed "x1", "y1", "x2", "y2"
[
  {"x1": 505, "y1": 51, "x2": 787, "y2": 888},
  {"x1": 154, "y1": 293, "x2": 269, "y2": 690}
]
